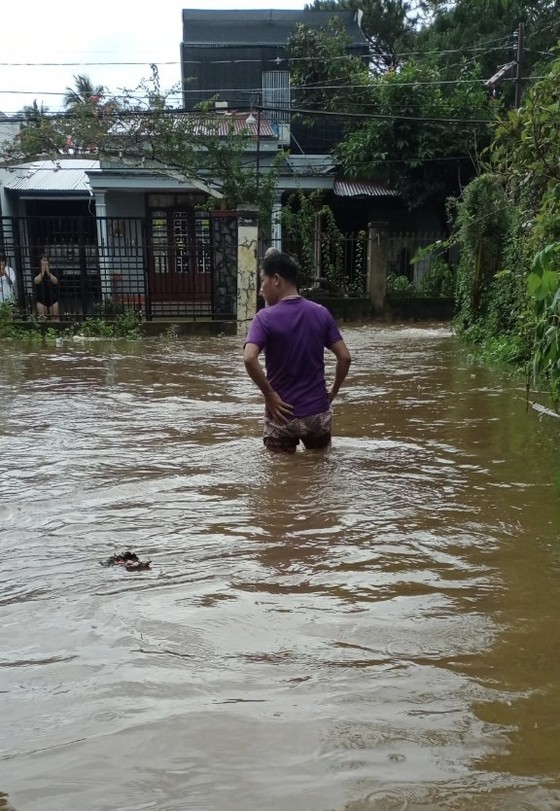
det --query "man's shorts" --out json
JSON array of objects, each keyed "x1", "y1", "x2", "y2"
[{"x1": 263, "y1": 409, "x2": 333, "y2": 452}]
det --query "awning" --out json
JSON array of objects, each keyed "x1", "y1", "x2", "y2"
[
  {"x1": 4, "y1": 159, "x2": 99, "y2": 193},
  {"x1": 334, "y1": 178, "x2": 399, "y2": 198}
]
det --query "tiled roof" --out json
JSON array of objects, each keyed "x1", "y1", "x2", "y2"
[
  {"x1": 182, "y1": 10, "x2": 368, "y2": 48},
  {"x1": 4, "y1": 159, "x2": 99, "y2": 193},
  {"x1": 334, "y1": 178, "x2": 399, "y2": 198}
]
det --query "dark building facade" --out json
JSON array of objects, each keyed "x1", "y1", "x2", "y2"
[{"x1": 180, "y1": 9, "x2": 369, "y2": 153}]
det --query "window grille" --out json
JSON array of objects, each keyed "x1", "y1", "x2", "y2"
[{"x1": 262, "y1": 71, "x2": 290, "y2": 124}]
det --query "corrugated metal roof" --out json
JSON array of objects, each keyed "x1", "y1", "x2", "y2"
[
  {"x1": 4, "y1": 159, "x2": 99, "y2": 193},
  {"x1": 190, "y1": 112, "x2": 277, "y2": 138},
  {"x1": 334, "y1": 178, "x2": 399, "y2": 198},
  {"x1": 287, "y1": 155, "x2": 335, "y2": 176},
  {"x1": 182, "y1": 10, "x2": 368, "y2": 47},
  {"x1": 108, "y1": 112, "x2": 277, "y2": 141}
]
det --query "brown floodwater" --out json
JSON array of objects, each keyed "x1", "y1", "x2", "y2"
[{"x1": 1, "y1": 325, "x2": 560, "y2": 811}]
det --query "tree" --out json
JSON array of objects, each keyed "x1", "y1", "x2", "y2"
[
  {"x1": 0, "y1": 99, "x2": 66, "y2": 161},
  {"x1": 62, "y1": 74, "x2": 124, "y2": 153},
  {"x1": 287, "y1": 17, "x2": 373, "y2": 113},
  {"x1": 63, "y1": 74, "x2": 105, "y2": 110},
  {"x1": 334, "y1": 59, "x2": 496, "y2": 216},
  {"x1": 20, "y1": 99, "x2": 50, "y2": 124},
  {"x1": 305, "y1": 0, "x2": 420, "y2": 71},
  {"x1": 448, "y1": 51, "x2": 560, "y2": 398},
  {"x1": 416, "y1": 0, "x2": 560, "y2": 86},
  {"x1": 492, "y1": 52, "x2": 560, "y2": 214},
  {"x1": 1, "y1": 75, "x2": 117, "y2": 160},
  {"x1": 108, "y1": 71, "x2": 283, "y2": 230},
  {"x1": 288, "y1": 17, "x2": 497, "y2": 220}
]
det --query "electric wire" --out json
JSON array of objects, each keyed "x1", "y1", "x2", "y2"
[{"x1": 0, "y1": 37, "x2": 517, "y2": 68}]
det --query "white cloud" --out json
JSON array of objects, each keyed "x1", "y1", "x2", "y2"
[{"x1": 1, "y1": 0, "x2": 306, "y2": 115}]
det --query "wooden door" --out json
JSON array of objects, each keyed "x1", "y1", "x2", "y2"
[{"x1": 148, "y1": 209, "x2": 212, "y2": 302}]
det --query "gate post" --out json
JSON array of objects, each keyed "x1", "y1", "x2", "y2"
[
  {"x1": 236, "y1": 206, "x2": 259, "y2": 335},
  {"x1": 271, "y1": 195, "x2": 282, "y2": 251},
  {"x1": 94, "y1": 192, "x2": 111, "y2": 304},
  {"x1": 367, "y1": 220, "x2": 389, "y2": 314}
]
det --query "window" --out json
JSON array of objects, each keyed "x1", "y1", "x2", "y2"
[
  {"x1": 149, "y1": 209, "x2": 211, "y2": 275},
  {"x1": 262, "y1": 71, "x2": 290, "y2": 125}
]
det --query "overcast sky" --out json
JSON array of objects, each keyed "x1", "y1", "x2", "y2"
[{"x1": 1, "y1": 0, "x2": 307, "y2": 116}]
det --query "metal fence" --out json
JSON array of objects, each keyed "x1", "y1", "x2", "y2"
[
  {"x1": 270, "y1": 229, "x2": 449, "y2": 296},
  {"x1": 0, "y1": 213, "x2": 239, "y2": 320},
  {"x1": 282, "y1": 229, "x2": 369, "y2": 297},
  {"x1": 387, "y1": 231, "x2": 448, "y2": 289}
]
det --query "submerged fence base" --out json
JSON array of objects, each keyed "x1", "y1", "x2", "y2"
[{"x1": 9, "y1": 318, "x2": 238, "y2": 338}]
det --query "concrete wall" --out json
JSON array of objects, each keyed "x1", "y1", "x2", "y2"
[{"x1": 105, "y1": 192, "x2": 146, "y2": 219}]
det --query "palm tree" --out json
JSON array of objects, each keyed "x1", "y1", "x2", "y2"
[
  {"x1": 63, "y1": 75, "x2": 105, "y2": 109},
  {"x1": 19, "y1": 99, "x2": 49, "y2": 127}
]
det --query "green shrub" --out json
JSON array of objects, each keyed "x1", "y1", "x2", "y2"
[
  {"x1": 386, "y1": 273, "x2": 415, "y2": 297},
  {"x1": 417, "y1": 258, "x2": 456, "y2": 298}
]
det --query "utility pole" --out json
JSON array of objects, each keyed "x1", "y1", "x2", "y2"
[
  {"x1": 514, "y1": 22, "x2": 525, "y2": 108},
  {"x1": 256, "y1": 107, "x2": 261, "y2": 194}
]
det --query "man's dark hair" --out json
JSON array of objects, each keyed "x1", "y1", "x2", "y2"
[{"x1": 261, "y1": 252, "x2": 299, "y2": 286}]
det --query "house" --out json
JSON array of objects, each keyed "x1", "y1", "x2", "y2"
[
  {"x1": 0, "y1": 151, "x2": 259, "y2": 322},
  {"x1": 180, "y1": 8, "x2": 443, "y2": 286},
  {"x1": 0, "y1": 9, "x2": 444, "y2": 324},
  {"x1": 181, "y1": 8, "x2": 369, "y2": 154},
  {"x1": 0, "y1": 113, "x2": 18, "y2": 149}
]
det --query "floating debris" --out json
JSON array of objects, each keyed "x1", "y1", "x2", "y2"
[{"x1": 101, "y1": 551, "x2": 151, "y2": 571}]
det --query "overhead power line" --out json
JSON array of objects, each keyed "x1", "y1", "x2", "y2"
[
  {"x1": 258, "y1": 104, "x2": 492, "y2": 125},
  {"x1": 0, "y1": 71, "x2": 547, "y2": 112},
  {"x1": 0, "y1": 40, "x2": 513, "y2": 69},
  {"x1": 1, "y1": 102, "x2": 495, "y2": 126},
  {"x1": 0, "y1": 75, "x2": 530, "y2": 98}
]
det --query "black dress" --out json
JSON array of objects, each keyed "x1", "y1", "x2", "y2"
[{"x1": 35, "y1": 273, "x2": 59, "y2": 307}]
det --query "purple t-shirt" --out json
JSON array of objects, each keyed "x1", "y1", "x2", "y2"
[{"x1": 245, "y1": 297, "x2": 343, "y2": 417}]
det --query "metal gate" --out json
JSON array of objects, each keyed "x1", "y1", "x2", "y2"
[{"x1": 0, "y1": 213, "x2": 239, "y2": 320}]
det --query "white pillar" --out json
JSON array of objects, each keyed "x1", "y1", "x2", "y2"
[
  {"x1": 94, "y1": 191, "x2": 111, "y2": 301},
  {"x1": 271, "y1": 198, "x2": 282, "y2": 251},
  {"x1": 236, "y1": 207, "x2": 259, "y2": 335}
]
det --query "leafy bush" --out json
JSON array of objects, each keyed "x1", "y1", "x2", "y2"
[
  {"x1": 417, "y1": 258, "x2": 456, "y2": 298},
  {"x1": 526, "y1": 243, "x2": 560, "y2": 401},
  {"x1": 451, "y1": 174, "x2": 512, "y2": 333},
  {"x1": 76, "y1": 308, "x2": 144, "y2": 339},
  {"x1": 386, "y1": 273, "x2": 415, "y2": 297}
]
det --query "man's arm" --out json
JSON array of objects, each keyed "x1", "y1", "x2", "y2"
[
  {"x1": 328, "y1": 339, "x2": 352, "y2": 402},
  {"x1": 243, "y1": 342, "x2": 293, "y2": 423}
]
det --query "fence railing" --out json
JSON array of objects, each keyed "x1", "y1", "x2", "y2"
[
  {"x1": 386, "y1": 231, "x2": 448, "y2": 289},
  {"x1": 0, "y1": 214, "x2": 450, "y2": 320},
  {"x1": 0, "y1": 214, "x2": 239, "y2": 320},
  {"x1": 282, "y1": 230, "x2": 369, "y2": 297}
]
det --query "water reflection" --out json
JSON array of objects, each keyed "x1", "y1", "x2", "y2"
[{"x1": 1, "y1": 327, "x2": 560, "y2": 811}]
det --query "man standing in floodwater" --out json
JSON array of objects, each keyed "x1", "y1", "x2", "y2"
[{"x1": 243, "y1": 251, "x2": 351, "y2": 453}]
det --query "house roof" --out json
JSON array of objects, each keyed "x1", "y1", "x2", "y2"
[
  {"x1": 182, "y1": 9, "x2": 368, "y2": 48},
  {"x1": 334, "y1": 178, "x2": 399, "y2": 198},
  {"x1": 191, "y1": 111, "x2": 277, "y2": 139},
  {"x1": 108, "y1": 111, "x2": 277, "y2": 142},
  {"x1": 4, "y1": 159, "x2": 99, "y2": 193},
  {"x1": 286, "y1": 155, "x2": 335, "y2": 176}
]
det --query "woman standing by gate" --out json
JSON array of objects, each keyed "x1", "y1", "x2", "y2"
[{"x1": 34, "y1": 255, "x2": 59, "y2": 318}]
